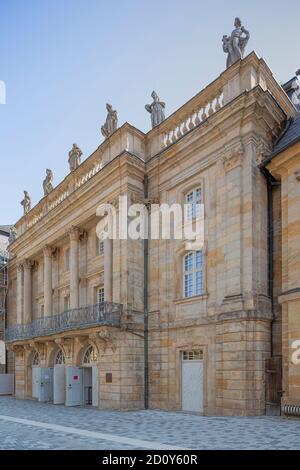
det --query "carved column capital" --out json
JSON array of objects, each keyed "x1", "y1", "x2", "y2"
[
  {"x1": 43, "y1": 245, "x2": 53, "y2": 258},
  {"x1": 23, "y1": 259, "x2": 34, "y2": 270},
  {"x1": 68, "y1": 226, "x2": 81, "y2": 241}
]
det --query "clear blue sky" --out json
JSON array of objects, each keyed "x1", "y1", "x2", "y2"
[{"x1": 1, "y1": 0, "x2": 299, "y2": 224}]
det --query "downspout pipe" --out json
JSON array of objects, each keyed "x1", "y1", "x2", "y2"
[
  {"x1": 260, "y1": 166, "x2": 279, "y2": 357},
  {"x1": 143, "y1": 175, "x2": 149, "y2": 409}
]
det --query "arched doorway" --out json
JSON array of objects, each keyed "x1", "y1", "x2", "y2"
[
  {"x1": 82, "y1": 345, "x2": 99, "y2": 407},
  {"x1": 31, "y1": 352, "x2": 40, "y2": 399},
  {"x1": 53, "y1": 349, "x2": 66, "y2": 405}
]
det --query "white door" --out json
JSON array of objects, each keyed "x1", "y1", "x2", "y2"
[
  {"x1": 182, "y1": 351, "x2": 204, "y2": 413},
  {"x1": 39, "y1": 368, "x2": 53, "y2": 402},
  {"x1": 54, "y1": 366, "x2": 65, "y2": 405},
  {"x1": 92, "y1": 366, "x2": 99, "y2": 407},
  {"x1": 32, "y1": 367, "x2": 41, "y2": 399},
  {"x1": 66, "y1": 367, "x2": 83, "y2": 406}
]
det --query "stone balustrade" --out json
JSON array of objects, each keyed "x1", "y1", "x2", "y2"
[{"x1": 162, "y1": 92, "x2": 224, "y2": 149}]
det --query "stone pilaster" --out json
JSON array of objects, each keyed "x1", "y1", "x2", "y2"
[
  {"x1": 68, "y1": 226, "x2": 80, "y2": 309},
  {"x1": 43, "y1": 245, "x2": 53, "y2": 316},
  {"x1": 16, "y1": 263, "x2": 23, "y2": 324},
  {"x1": 23, "y1": 260, "x2": 33, "y2": 324},
  {"x1": 104, "y1": 238, "x2": 113, "y2": 302}
]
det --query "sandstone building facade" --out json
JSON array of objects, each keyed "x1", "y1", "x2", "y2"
[{"x1": 5, "y1": 52, "x2": 300, "y2": 416}]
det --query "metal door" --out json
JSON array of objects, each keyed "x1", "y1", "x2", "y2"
[
  {"x1": 265, "y1": 356, "x2": 282, "y2": 416},
  {"x1": 53, "y1": 366, "x2": 65, "y2": 405},
  {"x1": 32, "y1": 367, "x2": 41, "y2": 399},
  {"x1": 39, "y1": 368, "x2": 53, "y2": 402},
  {"x1": 92, "y1": 366, "x2": 99, "y2": 407},
  {"x1": 66, "y1": 367, "x2": 83, "y2": 406},
  {"x1": 182, "y1": 355, "x2": 203, "y2": 413}
]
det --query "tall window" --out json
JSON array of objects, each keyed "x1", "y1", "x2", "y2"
[
  {"x1": 97, "y1": 287, "x2": 105, "y2": 304},
  {"x1": 64, "y1": 295, "x2": 70, "y2": 311},
  {"x1": 96, "y1": 239, "x2": 104, "y2": 256},
  {"x1": 184, "y1": 251, "x2": 204, "y2": 298},
  {"x1": 185, "y1": 187, "x2": 202, "y2": 221}
]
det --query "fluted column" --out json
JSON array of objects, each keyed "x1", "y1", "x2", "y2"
[
  {"x1": 69, "y1": 226, "x2": 80, "y2": 309},
  {"x1": 43, "y1": 245, "x2": 53, "y2": 316},
  {"x1": 104, "y1": 238, "x2": 113, "y2": 302},
  {"x1": 16, "y1": 263, "x2": 23, "y2": 324},
  {"x1": 23, "y1": 259, "x2": 33, "y2": 324}
]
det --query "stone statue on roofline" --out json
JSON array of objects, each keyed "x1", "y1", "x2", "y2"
[
  {"x1": 68, "y1": 143, "x2": 82, "y2": 172},
  {"x1": 101, "y1": 103, "x2": 118, "y2": 139},
  {"x1": 222, "y1": 17, "x2": 250, "y2": 69},
  {"x1": 145, "y1": 91, "x2": 166, "y2": 128},
  {"x1": 21, "y1": 190, "x2": 31, "y2": 215},
  {"x1": 43, "y1": 169, "x2": 54, "y2": 196},
  {"x1": 8, "y1": 226, "x2": 17, "y2": 243}
]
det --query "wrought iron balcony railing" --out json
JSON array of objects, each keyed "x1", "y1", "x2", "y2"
[{"x1": 5, "y1": 302, "x2": 123, "y2": 342}]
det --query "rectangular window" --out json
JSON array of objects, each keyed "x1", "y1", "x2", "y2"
[
  {"x1": 40, "y1": 304, "x2": 44, "y2": 316},
  {"x1": 184, "y1": 251, "x2": 204, "y2": 298},
  {"x1": 97, "y1": 287, "x2": 105, "y2": 304},
  {"x1": 182, "y1": 350, "x2": 203, "y2": 361},
  {"x1": 96, "y1": 239, "x2": 104, "y2": 256},
  {"x1": 185, "y1": 187, "x2": 202, "y2": 221}
]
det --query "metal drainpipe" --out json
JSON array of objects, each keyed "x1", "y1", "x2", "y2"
[
  {"x1": 143, "y1": 175, "x2": 149, "y2": 409},
  {"x1": 260, "y1": 166, "x2": 279, "y2": 357}
]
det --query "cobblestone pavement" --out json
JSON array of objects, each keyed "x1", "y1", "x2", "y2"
[{"x1": 0, "y1": 397, "x2": 299, "y2": 450}]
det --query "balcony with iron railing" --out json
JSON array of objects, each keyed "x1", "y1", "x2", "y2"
[{"x1": 5, "y1": 302, "x2": 123, "y2": 342}]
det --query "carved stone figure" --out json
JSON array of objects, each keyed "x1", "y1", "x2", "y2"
[
  {"x1": 8, "y1": 226, "x2": 17, "y2": 243},
  {"x1": 21, "y1": 191, "x2": 31, "y2": 215},
  {"x1": 145, "y1": 91, "x2": 166, "y2": 128},
  {"x1": 68, "y1": 143, "x2": 82, "y2": 172},
  {"x1": 222, "y1": 18, "x2": 250, "y2": 69},
  {"x1": 101, "y1": 103, "x2": 118, "y2": 139},
  {"x1": 43, "y1": 169, "x2": 54, "y2": 196}
]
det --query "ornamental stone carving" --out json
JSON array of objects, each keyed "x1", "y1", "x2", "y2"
[
  {"x1": 256, "y1": 140, "x2": 271, "y2": 165},
  {"x1": 68, "y1": 143, "x2": 83, "y2": 172},
  {"x1": 21, "y1": 190, "x2": 31, "y2": 215},
  {"x1": 222, "y1": 18, "x2": 250, "y2": 69},
  {"x1": 8, "y1": 226, "x2": 17, "y2": 243},
  {"x1": 68, "y1": 225, "x2": 81, "y2": 241},
  {"x1": 145, "y1": 91, "x2": 166, "y2": 128},
  {"x1": 222, "y1": 142, "x2": 244, "y2": 171},
  {"x1": 101, "y1": 103, "x2": 118, "y2": 139},
  {"x1": 43, "y1": 169, "x2": 54, "y2": 196}
]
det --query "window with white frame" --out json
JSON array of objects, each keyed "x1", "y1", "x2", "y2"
[
  {"x1": 185, "y1": 187, "x2": 202, "y2": 221},
  {"x1": 55, "y1": 349, "x2": 65, "y2": 365},
  {"x1": 96, "y1": 239, "x2": 104, "y2": 256},
  {"x1": 32, "y1": 352, "x2": 40, "y2": 366},
  {"x1": 183, "y1": 250, "x2": 204, "y2": 298},
  {"x1": 97, "y1": 287, "x2": 105, "y2": 304}
]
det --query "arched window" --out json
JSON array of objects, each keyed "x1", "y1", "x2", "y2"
[
  {"x1": 185, "y1": 187, "x2": 202, "y2": 221},
  {"x1": 83, "y1": 345, "x2": 98, "y2": 364},
  {"x1": 55, "y1": 349, "x2": 65, "y2": 365},
  {"x1": 32, "y1": 352, "x2": 40, "y2": 366},
  {"x1": 183, "y1": 251, "x2": 204, "y2": 298}
]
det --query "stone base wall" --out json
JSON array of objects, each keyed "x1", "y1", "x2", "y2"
[{"x1": 148, "y1": 315, "x2": 271, "y2": 416}]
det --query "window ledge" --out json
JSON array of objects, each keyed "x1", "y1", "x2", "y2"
[{"x1": 174, "y1": 294, "x2": 208, "y2": 305}]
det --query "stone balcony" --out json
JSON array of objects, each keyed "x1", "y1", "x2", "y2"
[{"x1": 5, "y1": 302, "x2": 123, "y2": 342}]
